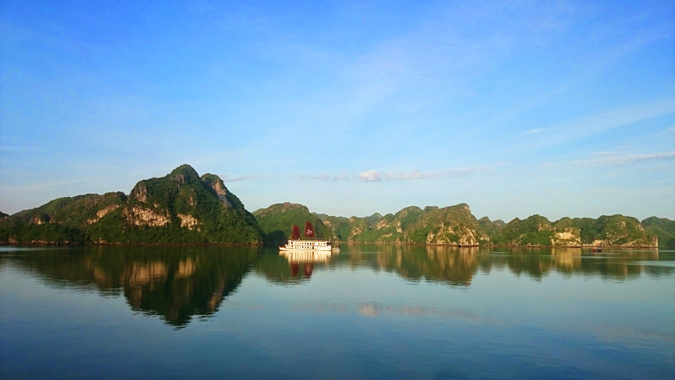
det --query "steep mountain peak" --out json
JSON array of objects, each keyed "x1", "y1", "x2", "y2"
[
  {"x1": 169, "y1": 164, "x2": 201, "y2": 184},
  {"x1": 0, "y1": 165, "x2": 263, "y2": 245}
]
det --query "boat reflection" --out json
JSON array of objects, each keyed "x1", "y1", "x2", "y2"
[
  {"x1": 279, "y1": 249, "x2": 333, "y2": 264},
  {"x1": 280, "y1": 249, "x2": 336, "y2": 279}
]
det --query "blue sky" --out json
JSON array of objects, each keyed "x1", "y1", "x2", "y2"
[{"x1": 1, "y1": 0, "x2": 674, "y2": 221}]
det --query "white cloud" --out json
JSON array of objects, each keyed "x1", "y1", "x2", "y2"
[
  {"x1": 574, "y1": 151, "x2": 675, "y2": 167},
  {"x1": 358, "y1": 170, "x2": 382, "y2": 182}
]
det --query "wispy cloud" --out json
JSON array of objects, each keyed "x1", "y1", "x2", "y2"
[
  {"x1": 297, "y1": 165, "x2": 503, "y2": 183},
  {"x1": 296, "y1": 173, "x2": 351, "y2": 181},
  {"x1": 546, "y1": 99, "x2": 675, "y2": 145},
  {"x1": 222, "y1": 175, "x2": 266, "y2": 182},
  {"x1": 574, "y1": 151, "x2": 675, "y2": 167},
  {"x1": 358, "y1": 164, "x2": 504, "y2": 182},
  {"x1": 524, "y1": 128, "x2": 547, "y2": 134}
]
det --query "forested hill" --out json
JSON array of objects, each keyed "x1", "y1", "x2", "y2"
[
  {"x1": 642, "y1": 217, "x2": 675, "y2": 247},
  {"x1": 254, "y1": 202, "x2": 669, "y2": 248},
  {"x1": 0, "y1": 165, "x2": 262, "y2": 245},
  {"x1": 253, "y1": 202, "x2": 332, "y2": 244},
  {"x1": 1, "y1": 165, "x2": 672, "y2": 247}
]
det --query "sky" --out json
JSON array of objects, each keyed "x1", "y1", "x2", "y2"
[{"x1": 1, "y1": 0, "x2": 674, "y2": 222}]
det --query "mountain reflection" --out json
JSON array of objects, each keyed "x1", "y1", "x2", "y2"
[
  {"x1": 344, "y1": 245, "x2": 482, "y2": 286},
  {"x1": 337, "y1": 245, "x2": 668, "y2": 285},
  {"x1": 1, "y1": 246, "x2": 670, "y2": 327},
  {"x1": 5, "y1": 246, "x2": 257, "y2": 328}
]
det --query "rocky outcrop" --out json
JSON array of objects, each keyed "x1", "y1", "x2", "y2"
[
  {"x1": 87, "y1": 205, "x2": 120, "y2": 224},
  {"x1": 123, "y1": 206, "x2": 170, "y2": 227},
  {"x1": 201, "y1": 173, "x2": 231, "y2": 207},
  {"x1": 31, "y1": 214, "x2": 50, "y2": 225},
  {"x1": 426, "y1": 224, "x2": 483, "y2": 246},
  {"x1": 130, "y1": 182, "x2": 148, "y2": 203},
  {"x1": 177, "y1": 213, "x2": 199, "y2": 230},
  {"x1": 551, "y1": 228, "x2": 581, "y2": 246}
]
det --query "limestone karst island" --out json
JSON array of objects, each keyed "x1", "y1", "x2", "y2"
[{"x1": 1, "y1": 165, "x2": 672, "y2": 248}]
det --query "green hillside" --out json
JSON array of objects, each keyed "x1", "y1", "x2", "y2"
[
  {"x1": 0, "y1": 167, "x2": 667, "y2": 248},
  {"x1": 315, "y1": 206, "x2": 660, "y2": 248},
  {"x1": 642, "y1": 217, "x2": 675, "y2": 247},
  {"x1": 567, "y1": 215, "x2": 657, "y2": 246},
  {"x1": 316, "y1": 204, "x2": 489, "y2": 246},
  {"x1": 493, "y1": 215, "x2": 556, "y2": 246},
  {"x1": 253, "y1": 203, "x2": 333, "y2": 243},
  {"x1": 478, "y1": 217, "x2": 505, "y2": 242},
  {"x1": 0, "y1": 165, "x2": 262, "y2": 245}
]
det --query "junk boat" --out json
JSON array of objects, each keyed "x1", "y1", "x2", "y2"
[{"x1": 279, "y1": 222, "x2": 336, "y2": 252}]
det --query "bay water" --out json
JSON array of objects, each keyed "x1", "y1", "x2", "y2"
[{"x1": 1, "y1": 245, "x2": 673, "y2": 379}]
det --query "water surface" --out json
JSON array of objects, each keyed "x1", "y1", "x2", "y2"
[{"x1": 1, "y1": 245, "x2": 673, "y2": 379}]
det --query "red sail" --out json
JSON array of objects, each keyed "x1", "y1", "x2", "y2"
[
  {"x1": 304, "y1": 221, "x2": 315, "y2": 238},
  {"x1": 290, "y1": 224, "x2": 301, "y2": 240}
]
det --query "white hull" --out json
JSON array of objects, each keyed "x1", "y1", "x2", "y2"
[{"x1": 279, "y1": 239, "x2": 333, "y2": 252}]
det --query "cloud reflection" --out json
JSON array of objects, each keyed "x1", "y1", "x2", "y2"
[{"x1": 294, "y1": 300, "x2": 491, "y2": 323}]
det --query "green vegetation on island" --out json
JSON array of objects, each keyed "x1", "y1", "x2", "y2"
[
  {"x1": 642, "y1": 217, "x2": 675, "y2": 247},
  {"x1": 253, "y1": 202, "x2": 333, "y2": 244},
  {"x1": 308, "y1": 205, "x2": 662, "y2": 248},
  {"x1": 0, "y1": 165, "x2": 263, "y2": 245},
  {"x1": 0, "y1": 164, "x2": 669, "y2": 247}
]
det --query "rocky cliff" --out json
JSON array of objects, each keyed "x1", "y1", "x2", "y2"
[
  {"x1": 316, "y1": 204, "x2": 489, "y2": 246},
  {"x1": 314, "y1": 205, "x2": 659, "y2": 248},
  {"x1": 0, "y1": 165, "x2": 262, "y2": 245}
]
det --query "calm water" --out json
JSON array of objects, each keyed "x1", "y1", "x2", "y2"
[{"x1": 1, "y1": 245, "x2": 673, "y2": 379}]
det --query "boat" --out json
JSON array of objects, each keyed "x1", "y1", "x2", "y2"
[{"x1": 279, "y1": 222, "x2": 336, "y2": 252}]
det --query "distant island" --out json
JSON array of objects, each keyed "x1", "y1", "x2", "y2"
[{"x1": 1, "y1": 164, "x2": 673, "y2": 247}]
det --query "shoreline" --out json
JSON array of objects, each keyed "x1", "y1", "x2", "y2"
[{"x1": 0, "y1": 241, "x2": 662, "y2": 249}]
